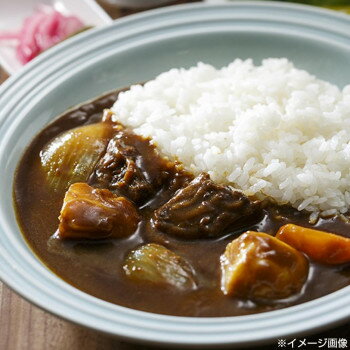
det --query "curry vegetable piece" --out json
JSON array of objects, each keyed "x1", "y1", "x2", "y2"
[
  {"x1": 58, "y1": 183, "x2": 140, "y2": 240},
  {"x1": 123, "y1": 243, "x2": 197, "y2": 290},
  {"x1": 40, "y1": 121, "x2": 114, "y2": 192},
  {"x1": 276, "y1": 224, "x2": 350, "y2": 265},
  {"x1": 221, "y1": 231, "x2": 309, "y2": 300}
]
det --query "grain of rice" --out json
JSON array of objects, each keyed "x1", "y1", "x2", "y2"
[{"x1": 112, "y1": 58, "x2": 350, "y2": 215}]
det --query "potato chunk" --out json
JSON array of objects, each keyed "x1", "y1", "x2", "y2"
[
  {"x1": 276, "y1": 224, "x2": 350, "y2": 265},
  {"x1": 123, "y1": 243, "x2": 197, "y2": 290},
  {"x1": 58, "y1": 183, "x2": 140, "y2": 239},
  {"x1": 220, "y1": 231, "x2": 308, "y2": 300}
]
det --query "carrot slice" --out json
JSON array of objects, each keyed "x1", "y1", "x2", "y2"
[{"x1": 276, "y1": 224, "x2": 350, "y2": 265}]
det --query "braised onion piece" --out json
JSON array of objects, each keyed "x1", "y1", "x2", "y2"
[
  {"x1": 40, "y1": 122, "x2": 114, "y2": 191},
  {"x1": 123, "y1": 243, "x2": 197, "y2": 290}
]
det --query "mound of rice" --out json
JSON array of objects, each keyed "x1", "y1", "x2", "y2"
[{"x1": 112, "y1": 58, "x2": 350, "y2": 215}]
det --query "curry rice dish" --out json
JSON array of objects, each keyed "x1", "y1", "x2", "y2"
[{"x1": 14, "y1": 59, "x2": 350, "y2": 317}]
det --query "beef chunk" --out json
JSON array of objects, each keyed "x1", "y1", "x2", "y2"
[
  {"x1": 91, "y1": 135, "x2": 152, "y2": 203},
  {"x1": 58, "y1": 183, "x2": 140, "y2": 240},
  {"x1": 153, "y1": 173, "x2": 260, "y2": 239},
  {"x1": 90, "y1": 131, "x2": 174, "y2": 205}
]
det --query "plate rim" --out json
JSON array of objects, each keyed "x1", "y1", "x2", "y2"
[{"x1": 0, "y1": 1, "x2": 350, "y2": 347}]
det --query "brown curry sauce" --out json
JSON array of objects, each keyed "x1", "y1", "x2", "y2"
[{"x1": 13, "y1": 90, "x2": 350, "y2": 317}]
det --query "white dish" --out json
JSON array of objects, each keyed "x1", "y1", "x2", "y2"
[{"x1": 0, "y1": 0, "x2": 112, "y2": 75}]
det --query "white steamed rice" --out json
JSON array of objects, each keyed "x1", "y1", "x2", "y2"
[{"x1": 111, "y1": 58, "x2": 350, "y2": 215}]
